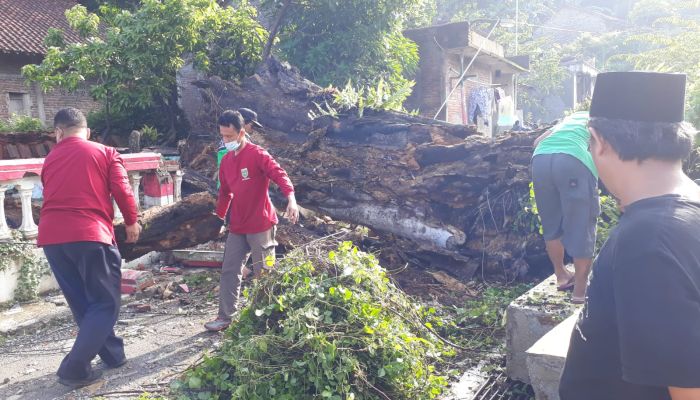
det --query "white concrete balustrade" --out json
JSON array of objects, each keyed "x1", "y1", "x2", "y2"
[{"x1": 0, "y1": 153, "x2": 182, "y2": 239}]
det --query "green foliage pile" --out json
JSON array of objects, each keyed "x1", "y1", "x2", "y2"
[
  {"x1": 0, "y1": 115, "x2": 45, "y2": 133},
  {"x1": 179, "y1": 242, "x2": 450, "y2": 400},
  {"x1": 23, "y1": 0, "x2": 267, "y2": 142}
]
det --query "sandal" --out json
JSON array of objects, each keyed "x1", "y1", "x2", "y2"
[
  {"x1": 571, "y1": 295, "x2": 586, "y2": 304},
  {"x1": 204, "y1": 318, "x2": 231, "y2": 332},
  {"x1": 557, "y1": 275, "x2": 576, "y2": 291}
]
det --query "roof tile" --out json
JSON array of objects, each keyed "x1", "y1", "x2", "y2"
[{"x1": 0, "y1": 0, "x2": 83, "y2": 56}]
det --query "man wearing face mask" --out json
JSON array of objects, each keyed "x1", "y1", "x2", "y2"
[
  {"x1": 205, "y1": 109, "x2": 299, "y2": 332},
  {"x1": 216, "y1": 107, "x2": 262, "y2": 188}
]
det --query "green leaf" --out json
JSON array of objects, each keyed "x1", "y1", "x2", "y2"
[{"x1": 188, "y1": 376, "x2": 202, "y2": 389}]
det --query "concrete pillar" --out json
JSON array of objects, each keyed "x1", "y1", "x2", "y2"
[
  {"x1": 0, "y1": 186, "x2": 11, "y2": 240},
  {"x1": 143, "y1": 172, "x2": 174, "y2": 208},
  {"x1": 129, "y1": 172, "x2": 142, "y2": 210},
  {"x1": 113, "y1": 198, "x2": 123, "y2": 220},
  {"x1": 172, "y1": 170, "x2": 183, "y2": 202},
  {"x1": 17, "y1": 181, "x2": 38, "y2": 239}
]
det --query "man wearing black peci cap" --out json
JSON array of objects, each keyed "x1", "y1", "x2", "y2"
[{"x1": 559, "y1": 72, "x2": 700, "y2": 399}]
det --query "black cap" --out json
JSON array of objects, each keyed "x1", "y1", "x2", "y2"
[
  {"x1": 238, "y1": 108, "x2": 263, "y2": 128},
  {"x1": 590, "y1": 71, "x2": 686, "y2": 123}
]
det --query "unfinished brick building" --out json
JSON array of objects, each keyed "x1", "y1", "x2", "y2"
[{"x1": 404, "y1": 21, "x2": 528, "y2": 137}]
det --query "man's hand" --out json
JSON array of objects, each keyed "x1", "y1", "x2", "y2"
[
  {"x1": 125, "y1": 223, "x2": 141, "y2": 243},
  {"x1": 669, "y1": 387, "x2": 700, "y2": 400},
  {"x1": 285, "y1": 193, "x2": 299, "y2": 224}
]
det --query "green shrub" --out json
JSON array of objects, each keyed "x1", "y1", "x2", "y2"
[
  {"x1": 0, "y1": 114, "x2": 45, "y2": 133},
  {"x1": 178, "y1": 242, "x2": 450, "y2": 400},
  {"x1": 309, "y1": 78, "x2": 416, "y2": 120},
  {"x1": 140, "y1": 125, "x2": 160, "y2": 146}
]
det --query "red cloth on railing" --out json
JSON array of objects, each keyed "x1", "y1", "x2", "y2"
[{"x1": 38, "y1": 137, "x2": 138, "y2": 246}]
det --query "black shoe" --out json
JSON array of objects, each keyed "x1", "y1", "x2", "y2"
[{"x1": 58, "y1": 370, "x2": 103, "y2": 388}]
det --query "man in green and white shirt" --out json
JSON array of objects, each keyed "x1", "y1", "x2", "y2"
[{"x1": 531, "y1": 111, "x2": 600, "y2": 303}]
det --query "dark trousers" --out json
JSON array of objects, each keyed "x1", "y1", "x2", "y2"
[{"x1": 43, "y1": 242, "x2": 125, "y2": 379}]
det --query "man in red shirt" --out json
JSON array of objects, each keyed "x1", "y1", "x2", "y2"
[
  {"x1": 38, "y1": 108, "x2": 141, "y2": 387},
  {"x1": 205, "y1": 110, "x2": 299, "y2": 331}
]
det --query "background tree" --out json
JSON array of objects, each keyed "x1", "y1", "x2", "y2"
[
  {"x1": 257, "y1": 0, "x2": 429, "y2": 92},
  {"x1": 24, "y1": 0, "x2": 267, "y2": 144},
  {"x1": 613, "y1": 0, "x2": 700, "y2": 126}
]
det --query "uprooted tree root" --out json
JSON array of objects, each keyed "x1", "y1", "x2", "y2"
[{"x1": 176, "y1": 240, "x2": 455, "y2": 400}]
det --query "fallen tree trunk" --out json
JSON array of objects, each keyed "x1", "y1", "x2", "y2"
[
  {"x1": 114, "y1": 192, "x2": 223, "y2": 260},
  {"x1": 176, "y1": 58, "x2": 546, "y2": 279}
]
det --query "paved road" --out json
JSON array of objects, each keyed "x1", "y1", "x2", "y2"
[{"x1": 0, "y1": 296, "x2": 222, "y2": 400}]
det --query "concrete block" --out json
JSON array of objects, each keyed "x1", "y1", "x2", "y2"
[
  {"x1": 121, "y1": 270, "x2": 155, "y2": 294},
  {"x1": 0, "y1": 259, "x2": 20, "y2": 303},
  {"x1": 505, "y1": 274, "x2": 577, "y2": 383},
  {"x1": 0, "y1": 249, "x2": 58, "y2": 303},
  {"x1": 526, "y1": 310, "x2": 580, "y2": 400},
  {"x1": 122, "y1": 251, "x2": 161, "y2": 270},
  {"x1": 170, "y1": 249, "x2": 224, "y2": 268}
]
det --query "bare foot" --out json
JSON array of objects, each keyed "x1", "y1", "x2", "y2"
[{"x1": 572, "y1": 282, "x2": 587, "y2": 300}]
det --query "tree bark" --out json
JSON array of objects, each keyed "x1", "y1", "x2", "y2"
[
  {"x1": 114, "y1": 192, "x2": 223, "y2": 261},
  {"x1": 176, "y1": 58, "x2": 546, "y2": 279},
  {"x1": 262, "y1": 0, "x2": 293, "y2": 61}
]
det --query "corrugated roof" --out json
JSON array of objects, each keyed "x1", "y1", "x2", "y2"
[{"x1": 0, "y1": 0, "x2": 83, "y2": 56}]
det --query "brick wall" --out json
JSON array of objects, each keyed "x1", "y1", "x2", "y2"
[
  {"x1": 0, "y1": 54, "x2": 99, "y2": 126},
  {"x1": 0, "y1": 73, "x2": 40, "y2": 120},
  {"x1": 404, "y1": 30, "x2": 446, "y2": 120},
  {"x1": 41, "y1": 87, "x2": 99, "y2": 123}
]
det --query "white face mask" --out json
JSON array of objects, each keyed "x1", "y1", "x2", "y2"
[{"x1": 225, "y1": 140, "x2": 241, "y2": 152}]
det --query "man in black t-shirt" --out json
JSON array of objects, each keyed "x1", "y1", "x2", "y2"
[{"x1": 559, "y1": 72, "x2": 700, "y2": 399}]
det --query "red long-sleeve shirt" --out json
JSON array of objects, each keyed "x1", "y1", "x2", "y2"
[
  {"x1": 216, "y1": 143, "x2": 294, "y2": 234},
  {"x1": 38, "y1": 137, "x2": 138, "y2": 246}
]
